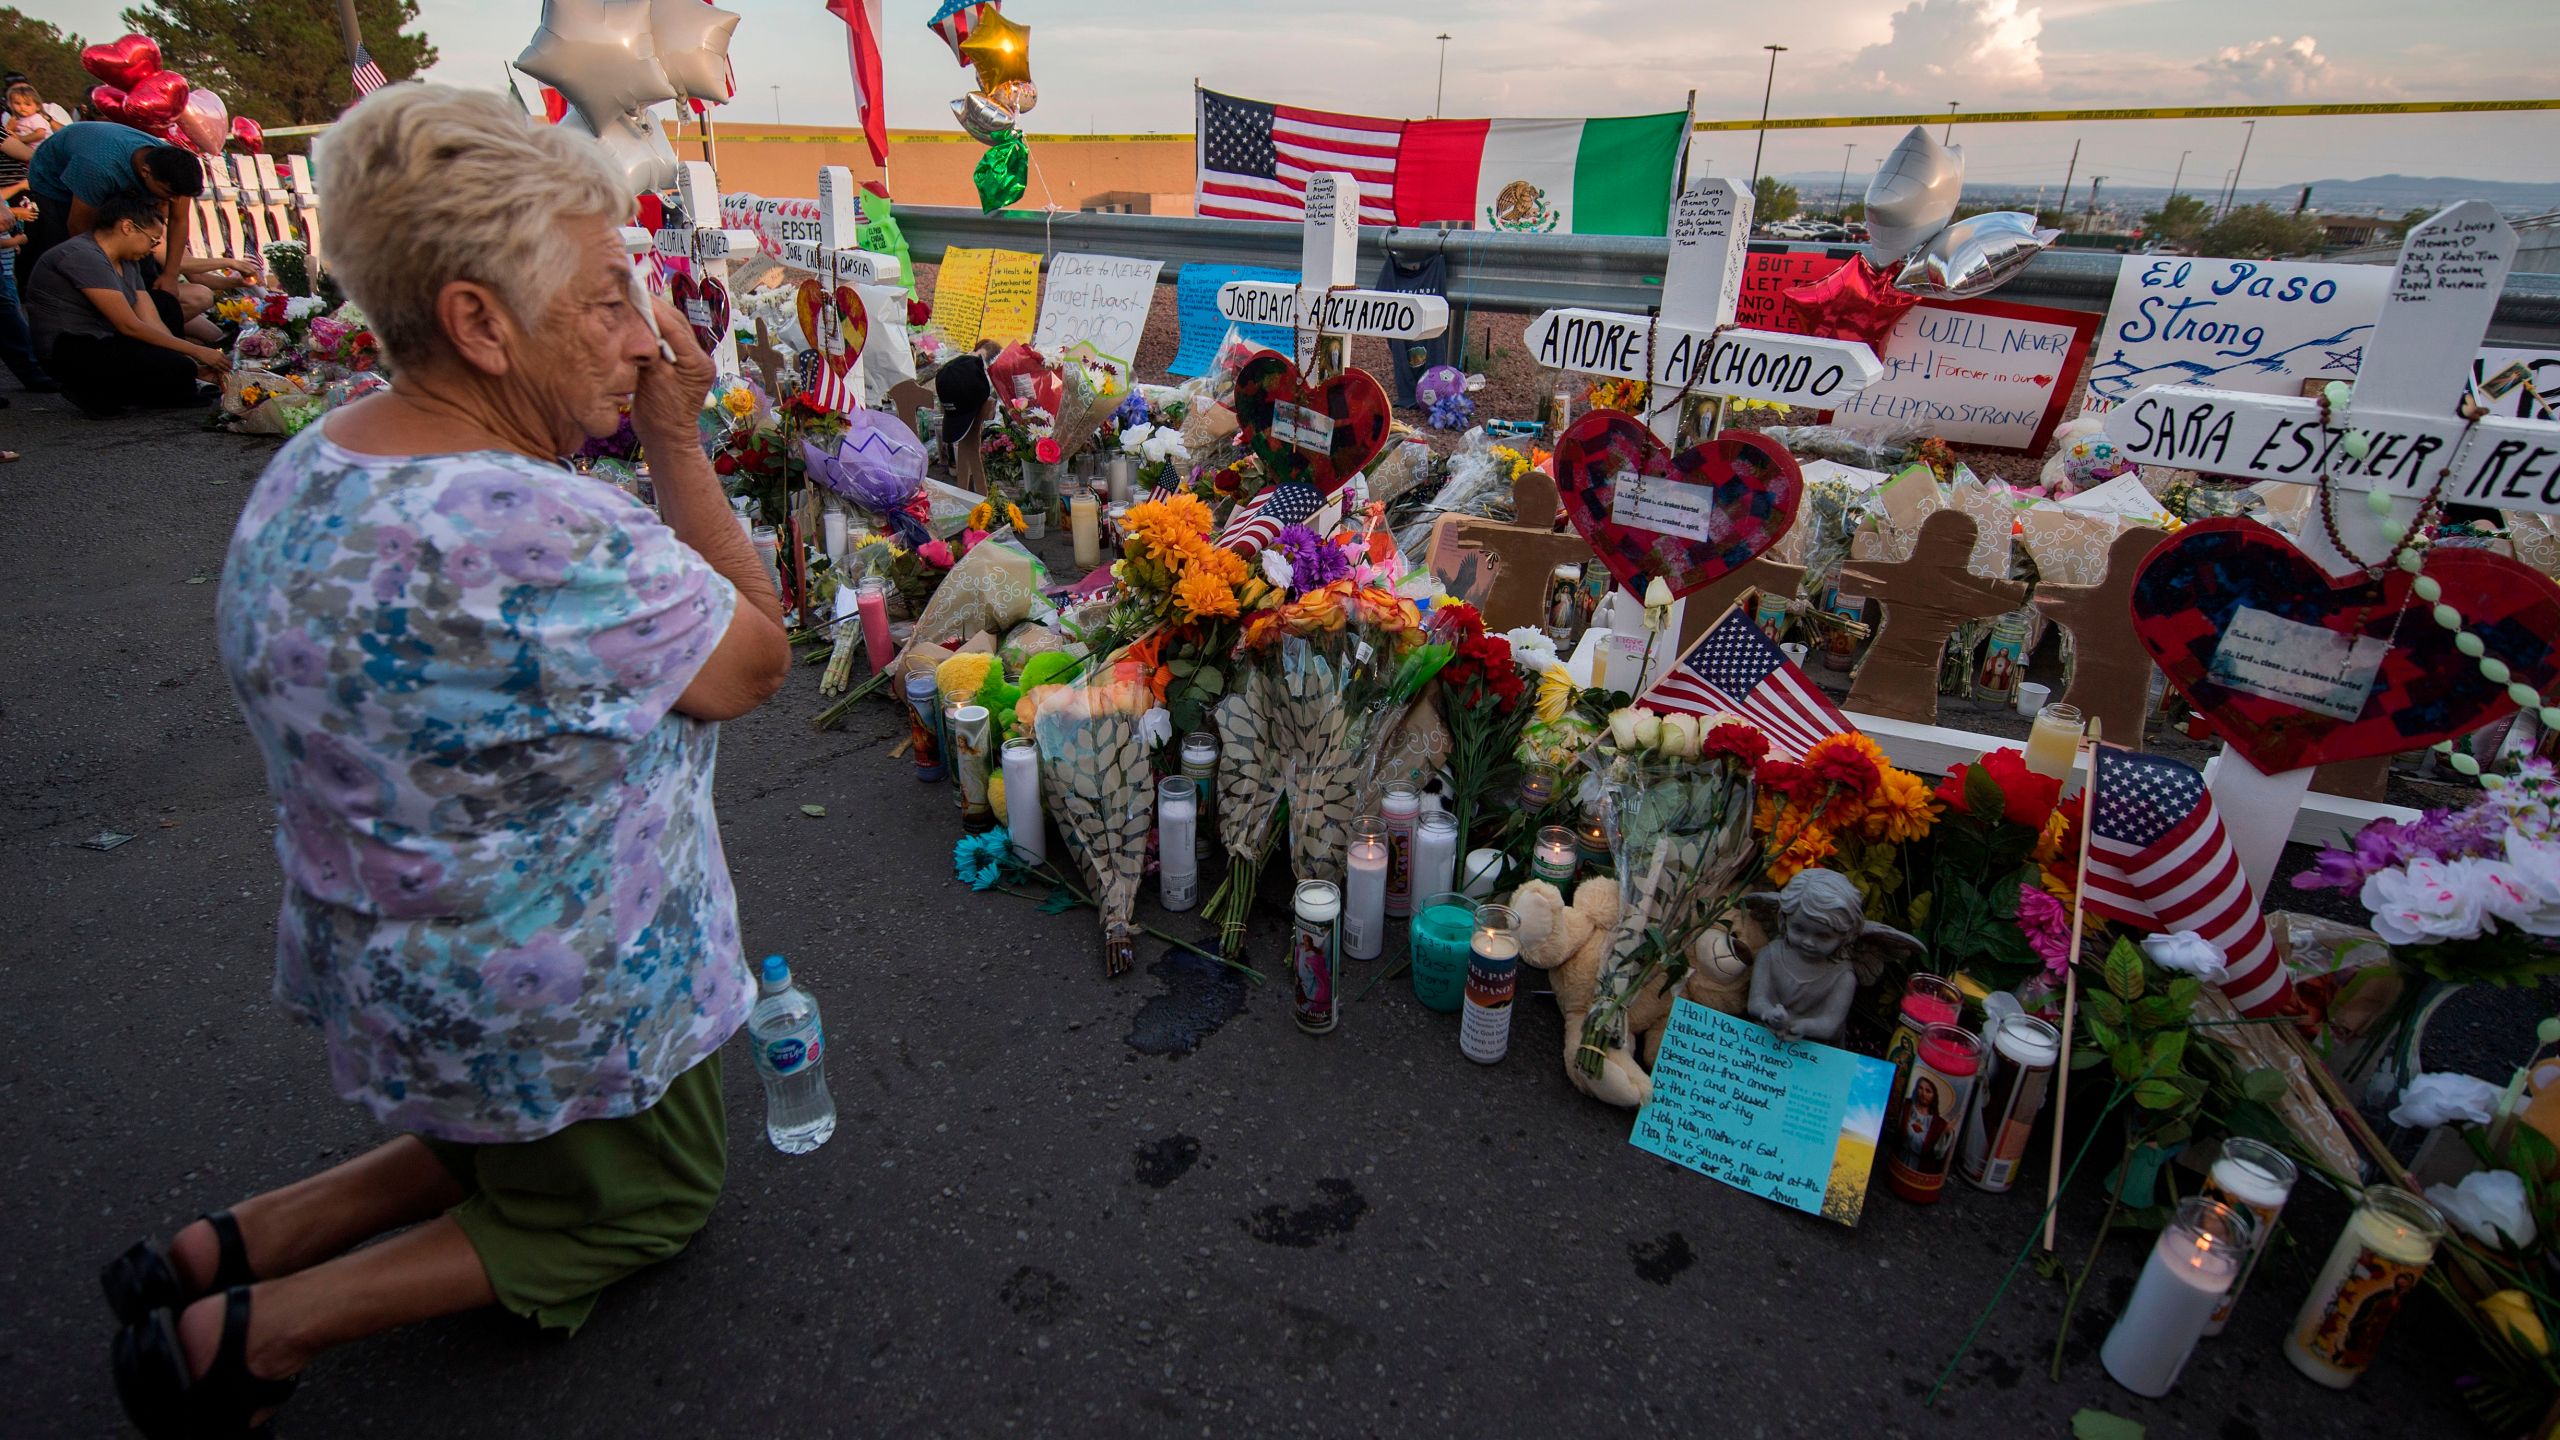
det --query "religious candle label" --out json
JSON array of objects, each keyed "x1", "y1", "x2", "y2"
[
  {"x1": 2207, "y1": 607, "x2": 2388, "y2": 722},
  {"x1": 1270, "y1": 401, "x2": 1336, "y2": 451},
  {"x1": 1630, "y1": 1000, "x2": 1893, "y2": 1226},
  {"x1": 1291, "y1": 921, "x2": 1334, "y2": 1030},
  {"x1": 1610, "y1": 474, "x2": 1727, "y2": 543},
  {"x1": 2296, "y1": 1242, "x2": 2427, "y2": 1373}
]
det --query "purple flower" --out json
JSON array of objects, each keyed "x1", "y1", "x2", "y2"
[
  {"x1": 433, "y1": 470, "x2": 544, "y2": 525},
  {"x1": 484, "y1": 935, "x2": 587, "y2": 1009},
  {"x1": 355, "y1": 841, "x2": 446, "y2": 915},
  {"x1": 1277, "y1": 524, "x2": 1350, "y2": 593},
  {"x1": 489, "y1": 526, "x2": 575, "y2": 585}
]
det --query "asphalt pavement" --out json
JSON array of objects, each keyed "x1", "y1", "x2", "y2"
[{"x1": 0, "y1": 395, "x2": 2478, "y2": 1438}]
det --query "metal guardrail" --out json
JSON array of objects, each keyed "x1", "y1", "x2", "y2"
[{"x1": 892, "y1": 206, "x2": 2560, "y2": 335}]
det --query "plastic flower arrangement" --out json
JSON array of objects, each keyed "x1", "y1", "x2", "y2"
[{"x1": 1427, "y1": 391, "x2": 1476, "y2": 431}]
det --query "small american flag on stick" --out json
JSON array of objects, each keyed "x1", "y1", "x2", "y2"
[
  {"x1": 350, "y1": 44, "x2": 389, "y2": 101},
  {"x1": 1216, "y1": 481, "x2": 1327, "y2": 558},
  {"x1": 1638, "y1": 608, "x2": 1852, "y2": 761},
  {"x1": 2080, "y1": 745, "x2": 2293, "y2": 1017}
]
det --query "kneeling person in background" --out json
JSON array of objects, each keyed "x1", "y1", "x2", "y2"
[{"x1": 26, "y1": 190, "x2": 226, "y2": 416}]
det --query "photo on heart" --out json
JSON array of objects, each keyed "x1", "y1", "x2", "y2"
[
  {"x1": 1551, "y1": 409, "x2": 1804, "y2": 599},
  {"x1": 2129, "y1": 517, "x2": 2560, "y2": 773}
]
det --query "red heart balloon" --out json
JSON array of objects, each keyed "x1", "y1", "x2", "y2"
[
  {"x1": 2129, "y1": 517, "x2": 2560, "y2": 772},
  {"x1": 120, "y1": 70, "x2": 191, "y2": 129},
  {"x1": 1551, "y1": 409, "x2": 1806, "y2": 599},
  {"x1": 668, "y1": 272, "x2": 728, "y2": 354},
  {"x1": 1229, "y1": 351, "x2": 1393, "y2": 496},
  {"x1": 230, "y1": 116, "x2": 265, "y2": 154},
  {"x1": 90, "y1": 84, "x2": 130, "y2": 121},
  {"x1": 82, "y1": 33, "x2": 162, "y2": 90}
]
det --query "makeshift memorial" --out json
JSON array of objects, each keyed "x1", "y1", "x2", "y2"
[{"x1": 1630, "y1": 998, "x2": 1896, "y2": 1226}]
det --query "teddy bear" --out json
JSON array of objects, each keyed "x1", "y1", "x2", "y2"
[{"x1": 1514, "y1": 876, "x2": 1758, "y2": 1109}]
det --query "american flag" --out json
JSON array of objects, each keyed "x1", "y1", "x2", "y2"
[
  {"x1": 926, "y1": 0, "x2": 999, "y2": 64},
  {"x1": 349, "y1": 44, "x2": 389, "y2": 100},
  {"x1": 2081, "y1": 745, "x2": 2293, "y2": 1017},
  {"x1": 1217, "y1": 481, "x2": 1326, "y2": 557},
  {"x1": 794, "y1": 349, "x2": 854, "y2": 415},
  {"x1": 1639, "y1": 608, "x2": 1853, "y2": 761},
  {"x1": 1196, "y1": 89, "x2": 1398, "y2": 225}
]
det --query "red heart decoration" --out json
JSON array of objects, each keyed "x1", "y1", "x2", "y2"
[
  {"x1": 90, "y1": 84, "x2": 130, "y2": 122},
  {"x1": 794, "y1": 279, "x2": 867, "y2": 378},
  {"x1": 668, "y1": 272, "x2": 728, "y2": 354},
  {"x1": 229, "y1": 116, "x2": 265, "y2": 154},
  {"x1": 120, "y1": 70, "x2": 191, "y2": 129},
  {"x1": 2129, "y1": 517, "x2": 2560, "y2": 772},
  {"x1": 82, "y1": 33, "x2": 162, "y2": 90},
  {"x1": 1781, "y1": 254, "x2": 1919, "y2": 349},
  {"x1": 1229, "y1": 351, "x2": 1392, "y2": 496},
  {"x1": 1551, "y1": 409, "x2": 1806, "y2": 598}
]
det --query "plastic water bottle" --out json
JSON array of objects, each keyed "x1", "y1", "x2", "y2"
[{"x1": 747, "y1": 955, "x2": 836, "y2": 1154}]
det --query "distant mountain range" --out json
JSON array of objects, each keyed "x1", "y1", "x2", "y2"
[{"x1": 1769, "y1": 171, "x2": 2560, "y2": 219}]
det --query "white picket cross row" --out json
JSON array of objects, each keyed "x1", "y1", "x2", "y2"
[
  {"x1": 227, "y1": 156, "x2": 272, "y2": 255},
  {"x1": 201, "y1": 157, "x2": 247, "y2": 260},
  {"x1": 652, "y1": 160, "x2": 763, "y2": 376},
  {"x1": 286, "y1": 157, "x2": 324, "y2": 271},
  {"x1": 1213, "y1": 171, "x2": 1449, "y2": 370},
  {"x1": 1533, "y1": 177, "x2": 1886, "y2": 693},
  {"x1": 2104, "y1": 201, "x2": 2557, "y2": 892},
  {"x1": 249, "y1": 155, "x2": 296, "y2": 255}
]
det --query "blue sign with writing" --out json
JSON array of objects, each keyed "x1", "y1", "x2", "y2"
[
  {"x1": 1169, "y1": 262, "x2": 1297, "y2": 378},
  {"x1": 1630, "y1": 1000, "x2": 1894, "y2": 1226}
]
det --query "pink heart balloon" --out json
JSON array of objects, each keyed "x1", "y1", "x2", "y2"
[
  {"x1": 80, "y1": 33, "x2": 162, "y2": 90},
  {"x1": 230, "y1": 116, "x2": 265, "y2": 154},
  {"x1": 89, "y1": 84, "x2": 131, "y2": 122},
  {"x1": 177, "y1": 87, "x2": 229, "y2": 153},
  {"x1": 120, "y1": 70, "x2": 191, "y2": 129}
]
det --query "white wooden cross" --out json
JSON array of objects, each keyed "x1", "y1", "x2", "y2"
[
  {"x1": 248, "y1": 154, "x2": 296, "y2": 253},
  {"x1": 1528, "y1": 176, "x2": 1887, "y2": 691},
  {"x1": 200, "y1": 156, "x2": 247, "y2": 260},
  {"x1": 1213, "y1": 171, "x2": 1448, "y2": 375},
  {"x1": 285, "y1": 156, "x2": 325, "y2": 271},
  {"x1": 2104, "y1": 201, "x2": 2559, "y2": 891},
  {"x1": 774, "y1": 164, "x2": 903, "y2": 288},
  {"x1": 223, "y1": 155, "x2": 270, "y2": 255},
  {"x1": 651, "y1": 159, "x2": 764, "y2": 376}
]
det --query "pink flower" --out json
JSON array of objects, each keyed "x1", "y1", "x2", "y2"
[
  {"x1": 919, "y1": 539, "x2": 955, "y2": 568},
  {"x1": 1034, "y1": 436, "x2": 1063, "y2": 465},
  {"x1": 2017, "y1": 884, "x2": 2072, "y2": 975}
]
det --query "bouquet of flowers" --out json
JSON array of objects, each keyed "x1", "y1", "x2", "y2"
[
  {"x1": 1423, "y1": 602, "x2": 1536, "y2": 849},
  {"x1": 2295, "y1": 759, "x2": 2560, "y2": 986},
  {"x1": 1890, "y1": 746, "x2": 2069, "y2": 992},
  {"x1": 1118, "y1": 421, "x2": 1193, "y2": 496},
  {"x1": 1750, "y1": 733, "x2": 1945, "y2": 922},
  {"x1": 1028, "y1": 677, "x2": 1160, "y2": 978},
  {"x1": 1108, "y1": 494, "x2": 1263, "y2": 734}
]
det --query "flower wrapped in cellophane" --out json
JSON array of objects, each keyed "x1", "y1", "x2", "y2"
[{"x1": 1027, "y1": 676, "x2": 1158, "y2": 977}]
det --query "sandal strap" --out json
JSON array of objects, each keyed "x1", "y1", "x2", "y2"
[
  {"x1": 206, "y1": 1287, "x2": 299, "y2": 1419},
  {"x1": 201, "y1": 1211, "x2": 255, "y2": 1292}
]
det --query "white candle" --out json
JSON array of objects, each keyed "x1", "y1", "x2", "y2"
[
  {"x1": 1381, "y1": 783, "x2": 1421, "y2": 918},
  {"x1": 1411, "y1": 812, "x2": 1460, "y2": 903},
  {"x1": 1460, "y1": 904, "x2": 1521, "y2": 1065},
  {"x1": 1461, "y1": 847, "x2": 1505, "y2": 899},
  {"x1": 2101, "y1": 1199, "x2": 2245, "y2": 1397},
  {"x1": 1158, "y1": 778, "x2": 1198, "y2": 912},
  {"x1": 2201, "y1": 1138, "x2": 2297, "y2": 1336},
  {"x1": 822, "y1": 507, "x2": 848, "y2": 565},
  {"x1": 1071, "y1": 490, "x2": 1101, "y2": 570},
  {"x1": 1342, "y1": 818, "x2": 1389, "y2": 960},
  {"x1": 1532, "y1": 825, "x2": 1578, "y2": 886},
  {"x1": 2285, "y1": 1186, "x2": 2444, "y2": 1388},
  {"x1": 1002, "y1": 738, "x2": 1044, "y2": 867}
]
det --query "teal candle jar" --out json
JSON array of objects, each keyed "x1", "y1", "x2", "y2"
[{"x1": 1410, "y1": 891, "x2": 1478, "y2": 1013}]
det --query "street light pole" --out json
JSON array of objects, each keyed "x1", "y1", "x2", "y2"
[
  {"x1": 2170, "y1": 148, "x2": 2190, "y2": 198},
  {"x1": 1944, "y1": 101, "x2": 1958, "y2": 143},
  {"x1": 2222, "y1": 119, "x2": 2257, "y2": 216},
  {"x1": 2086, "y1": 176, "x2": 2105, "y2": 231},
  {"x1": 1434, "y1": 34, "x2": 1452, "y2": 117},
  {"x1": 769, "y1": 84, "x2": 781, "y2": 124},
  {"x1": 1747, "y1": 44, "x2": 1786, "y2": 192},
  {"x1": 1834, "y1": 142, "x2": 1855, "y2": 214}
]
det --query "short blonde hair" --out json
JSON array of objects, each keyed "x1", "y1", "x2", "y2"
[{"x1": 317, "y1": 85, "x2": 630, "y2": 366}]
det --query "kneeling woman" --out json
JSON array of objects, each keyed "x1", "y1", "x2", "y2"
[{"x1": 104, "y1": 85, "x2": 791, "y2": 1437}]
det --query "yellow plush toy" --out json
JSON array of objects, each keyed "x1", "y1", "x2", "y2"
[{"x1": 1513, "y1": 876, "x2": 1755, "y2": 1109}]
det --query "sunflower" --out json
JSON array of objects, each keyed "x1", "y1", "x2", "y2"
[{"x1": 1534, "y1": 665, "x2": 1575, "y2": 724}]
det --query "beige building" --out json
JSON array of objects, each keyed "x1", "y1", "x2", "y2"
[{"x1": 667, "y1": 124, "x2": 1200, "y2": 212}]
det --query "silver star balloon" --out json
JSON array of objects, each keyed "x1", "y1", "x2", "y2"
[
  {"x1": 1863, "y1": 125, "x2": 1964, "y2": 265},
  {"x1": 564, "y1": 105, "x2": 679, "y2": 194},
  {"x1": 517, "y1": 0, "x2": 675, "y2": 129},
  {"x1": 650, "y1": 0, "x2": 740, "y2": 105},
  {"x1": 1893, "y1": 212, "x2": 2061, "y2": 300}
]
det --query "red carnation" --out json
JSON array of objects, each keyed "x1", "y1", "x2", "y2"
[
  {"x1": 1807, "y1": 743, "x2": 1881, "y2": 799},
  {"x1": 1704, "y1": 723, "x2": 1769, "y2": 767},
  {"x1": 1756, "y1": 758, "x2": 1809, "y2": 801},
  {"x1": 1981, "y1": 748, "x2": 2063, "y2": 828},
  {"x1": 906, "y1": 298, "x2": 932, "y2": 327}
]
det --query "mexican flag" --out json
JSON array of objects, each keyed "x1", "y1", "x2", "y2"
[{"x1": 1392, "y1": 112, "x2": 1690, "y2": 236}]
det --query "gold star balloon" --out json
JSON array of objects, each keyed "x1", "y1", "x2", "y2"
[{"x1": 957, "y1": 10, "x2": 1032, "y2": 94}]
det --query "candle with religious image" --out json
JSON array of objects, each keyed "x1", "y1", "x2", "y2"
[
  {"x1": 1290, "y1": 881, "x2": 1342, "y2": 1035},
  {"x1": 1341, "y1": 818, "x2": 1389, "y2": 961},
  {"x1": 1000, "y1": 737, "x2": 1044, "y2": 867},
  {"x1": 1884, "y1": 1023, "x2": 1984, "y2": 1205},
  {"x1": 2101, "y1": 1197, "x2": 2252, "y2": 1397},
  {"x1": 902, "y1": 672, "x2": 945, "y2": 781},
  {"x1": 2201, "y1": 1138, "x2": 2298, "y2": 1336},
  {"x1": 946, "y1": 705, "x2": 993, "y2": 829},
  {"x1": 2285, "y1": 1186, "x2": 2445, "y2": 1388},
  {"x1": 1380, "y1": 783, "x2": 1421, "y2": 917}
]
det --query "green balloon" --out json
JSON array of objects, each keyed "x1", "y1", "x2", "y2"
[{"x1": 974, "y1": 131, "x2": 1029, "y2": 214}]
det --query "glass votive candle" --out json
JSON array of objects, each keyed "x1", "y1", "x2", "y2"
[
  {"x1": 1574, "y1": 798, "x2": 1613, "y2": 866},
  {"x1": 2023, "y1": 701, "x2": 2084, "y2": 781},
  {"x1": 1517, "y1": 762, "x2": 1558, "y2": 811},
  {"x1": 2101, "y1": 1196, "x2": 2254, "y2": 1397},
  {"x1": 1290, "y1": 879, "x2": 1341, "y2": 1035},
  {"x1": 1342, "y1": 817, "x2": 1390, "y2": 961},
  {"x1": 2284, "y1": 1186, "x2": 2445, "y2": 1388},
  {"x1": 2202, "y1": 1137, "x2": 2298, "y2": 1336},
  {"x1": 1532, "y1": 825, "x2": 1579, "y2": 887},
  {"x1": 1459, "y1": 903, "x2": 1521, "y2": 1065},
  {"x1": 1408, "y1": 890, "x2": 1477, "y2": 1013}
]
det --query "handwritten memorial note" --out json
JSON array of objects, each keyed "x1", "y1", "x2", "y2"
[
  {"x1": 932, "y1": 247, "x2": 995, "y2": 350},
  {"x1": 979, "y1": 250, "x2": 1043, "y2": 347},
  {"x1": 2209, "y1": 607, "x2": 2388, "y2": 721},
  {"x1": 1824, "y1": 297, "x2": 2095, "y2": 452},
  {"x1": 1171, "y1": 263, "x2": 1297, "y2": 377},
  {"x1": 2086, "y1": 256, "x2": 2389, "y2": 408},
  {"x1": 1630, "y1": 1000, "x2": 1893, "y2": 1226},
  {"x1": 1611, "y1": 473, "x2": 1726, "y2": 542},
  {"x1": 1032, "y1": 252, "x2": 1163, "y2": 381}
]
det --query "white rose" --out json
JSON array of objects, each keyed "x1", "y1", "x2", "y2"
[
  {"x1": 1261, "y1": 548, "x2": 1293, "y2": 590},
  {"x1": 1657, "y1": 713, "x2": 1700, "y2": 759},
  {"x1": 2360, "y1": 859, "x2": 2488, "y2": 945},
  {"x1": 1630, "y1": 711, "x2": 1663, "y2": 750},
  {"x1": 1120, "y1": 424, "x2": 1154, "y2": 454},
  {"x1": 2388, "y1": 1071, "x2": 2504, "y2": 1129},
  {"x1": 2139, "y1": 931, "x2": 2229, "y2": 981},
  {"x1": 1138, "y1": 706, "x2": 1174, "y2": 750},
  {"x1": 1608, "y1": 707, "x2": 1643, "y2": 750},
  {"x1": 2427, "y1": 1169, "x2": 2538, "y2": 1248}
]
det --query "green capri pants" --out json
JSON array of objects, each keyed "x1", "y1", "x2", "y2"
[{"x1": 419, "y1": 1051, "x2": 728, "y2": 1334}]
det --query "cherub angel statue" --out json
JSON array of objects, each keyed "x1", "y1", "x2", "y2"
[{"x1": 1739, "y1": 869, "x2": 1925, "y2": 1044}]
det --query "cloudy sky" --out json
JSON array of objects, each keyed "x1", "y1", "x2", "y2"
[{"x1": 34, "y1": 0, "x2": 2560, "y2": 188}]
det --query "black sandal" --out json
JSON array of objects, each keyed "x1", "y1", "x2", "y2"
[
  {"x1": 112, "y1": 1287, "x2": 299, "y2": 1439},
  {"x1": 102, "y1": 1210, "x2": 255, "y2": 1327}
]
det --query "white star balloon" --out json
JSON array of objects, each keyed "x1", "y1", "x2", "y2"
[
  {"x1": 650, "y1": 0, "x2": 740, "y2": 105},
  {"x1": 517, "y1": 0, "x2": 675, "y2": 128},
  {"x1": 1863, "y1": 125, "x2": 1965, "y2": 266}
]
